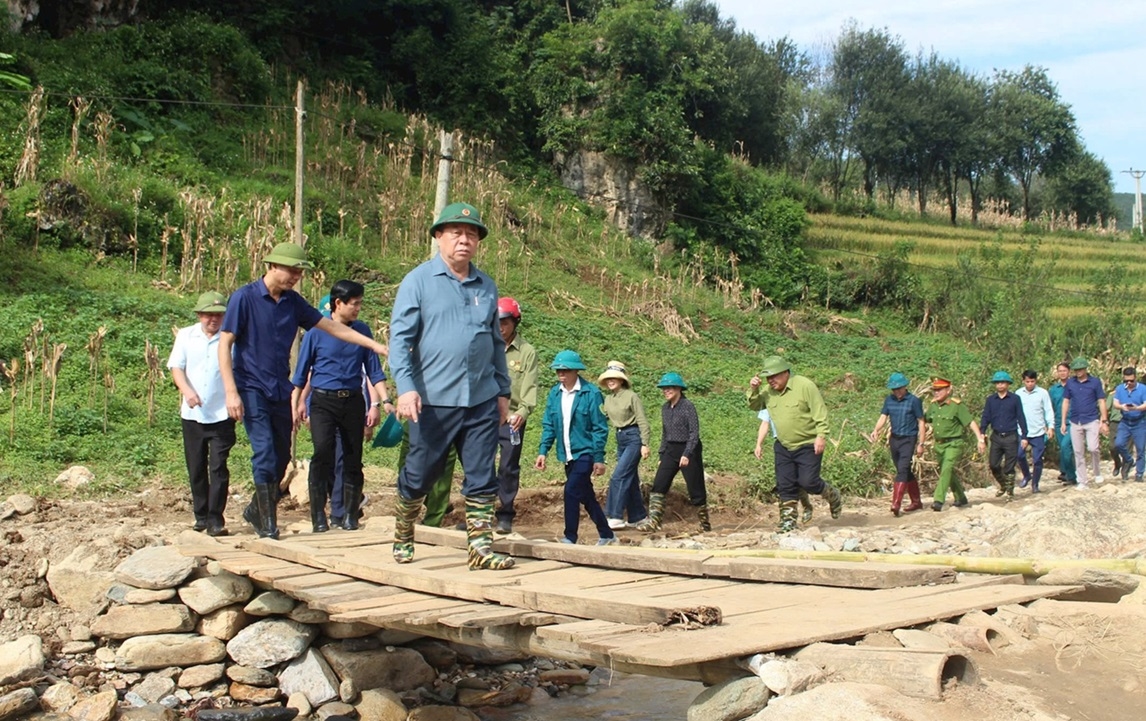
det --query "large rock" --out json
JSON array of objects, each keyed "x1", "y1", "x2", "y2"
[
  {"x1": 230, "y1": 683, "x2": 281, "y2": 704},
  {"x1": 227, "y1": 619, "x2": 316, "y2": 669},
  {"x1": 278, "y1": 648, "x2": 340, "y2": 707},
  {"x1": 198, "y1": 605, "x2": 250, "y2": 640},
  {"x1": 54, "y1": 465, "x2": 94, "y2": 488},
  {"x1": 133, "y1": 673, "x2": 176, "y2": 704},
  {"x1": 320, "y1": 621, "x2": 376, "y2": 640},
  {"x1": 0, "y1": 689, "x2": 38, "y2": 721},
  {"x1": 0, "y1": 635, "x2": 45, "y2": 686},
  {"x1": 69, "y1": 690, "x2": 119, "y2": 721},
  {"x1": 6, "y1": 494, "x2": 36, "y2": 515},
  {"x1": 45, "y1": 544, "x2": 117, "y2": 614},
  {"x1": 179, "y1": 572, "x2": 254, "y2": 615},
  {"x1": 115, "y1": 634, "x2": 226, "y2": 672},
  {"x1": 198, "y1": 708, "x2": 299, "y2": 721},
  {"x1": 40, "y1": 682, "x2": 81, "y2": 713},
  {"x1": 92, "y1": 604, "x2": 196, "y2": 639},
  {"x1": 752, "y1": 658, "x2": 824, "y2": 697},
  {"x1": 688, "y1": 676, "x2": 772, "y2": 721},
  {"x1": 227, "y1": 666, "x2": 279, "y2": 687},
  {"x1": 245, "y1": 591, "x2": 295, "y2": 617},
  {"x1": 354, "y1": 689, "x2": 406, "y2": 721},
  {"x1": 404, "y1": 640, "x2": 455, "y2": 671},
  {"x1": 446, "y1": 642, "x2": 526, "y2": 666},
  {"x1": 890, "y1": 629, "x2": 950, "y2": 652},
  {"x1": 177, "y1": 663, "x2": 225, "y2": 689},
  {"x1": 747, "y1": 682, "x2": 935, "y2": 720},
  {"x1": 1036, "y1": 567, "x2": 1141, "y2": 603},
  {"x1": 114, "y1": 546, "x2": 197, "y2": 590},
  {"x1": 123, "y1": 588, "x2": 177, "y2": 605},
  {"x1": 320, "y1": 645, "x2": 435, "y2": 693}
]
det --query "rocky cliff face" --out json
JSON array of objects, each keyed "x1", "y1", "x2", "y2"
[
  {"x1": 7, "y1": 0, "x2": 141, "y2": 37},
  {"x1": 554, "y1": 149, "x2": 664, "y2": 239}
]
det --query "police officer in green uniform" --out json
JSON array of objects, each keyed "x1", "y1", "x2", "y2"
[{"x1": 926, "y1": 377, "x2": 984, "y2": 511}]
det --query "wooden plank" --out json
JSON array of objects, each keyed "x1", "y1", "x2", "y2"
[
  {"x1": 324, "y1": 590, "x2": 440, "y2": 614},
  {"x1": 290, "y1": 581, "x2": 393, "y2": 605},
  {"x1": 331, "y1": 598, "x2": 475, "y2": 625},
  {"x1": 437, "y1": 607, "x2": 536, "y2": 629},
  {"x1": 404, "y1": 602, "x2": 495, "y2": 626},
  {"x1": 483, "y1": 584, "x2": 720, "y2": 627},
  {"x1": 249, "y1": 564, "x2": 323, "y2": 584},
  {"x1": 323, "y1": 557, "x2": 523, "y2": 602},
  {"x1": 274, "y1": 572, "x2": 357, "y2": 592},
  {"x1": 535, "y1": 620, "x2": 643, "y2": 643},
  {"x1": 727, "y1": 557, "x2": 956, "y2": 589},
  {"x1": 491, "y1": 539, "x2": 714, "y2": 576}
]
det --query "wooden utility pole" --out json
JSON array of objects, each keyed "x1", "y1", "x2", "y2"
[
  {"x1": 1123, "y1": 169, "x2": 1145, "y2": 234},
  {"x1": 431, "y1": 130, "x2": 454, "y2": 257},
  {"x1": 294, "y1": 79, "x2": 306, "y2": 246}
]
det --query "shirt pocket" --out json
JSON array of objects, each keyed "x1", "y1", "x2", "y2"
[{"x1": 468, "y1": 289, "x2": 494, "y2": 329}]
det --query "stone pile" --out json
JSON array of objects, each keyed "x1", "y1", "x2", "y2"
[{"x1": 0, "y1": 542, "x2": 598, "y2": 721}]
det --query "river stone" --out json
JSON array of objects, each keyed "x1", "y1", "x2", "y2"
[
  {"x1": 538, "y1": 668, "x2": 590, "y2": 686},
  {"x1": 198, "y1": 710, "x2": 299, "y2": 721},
  {"x1": 407, "y1": 708, "x2": 480, "y2": 721},
  {"x1": 354, "y1": 689, "x2": 405, "y2": 721},
  {"x1": 320, "y1": 645, "x2": 435, "y2": 693},
  {"x1": 124, "y1": 588, "x2": 177, "y2": 605},
  {"x1": 0, "y1": 635, "x2": 45, "y2": 685},
  {"x1": 446, "y1": 642, "x2": 526, "y2": 666},
  {"x1": 55, "y1": 465, "x2": 95, "y2": 488},
  {"x1": 119, "y1": 705, "x2": 178, "y2": 721},
  {"x1": 1035, "y1": 567, "x2": 1141, "y2": 603},
  {"x1": 116, "y1": 634, "x2": 226, "y2": 672},
  {"x1": 227, "y1": 666, "x2": 278, "y2": 687},
  {"x1": 198, "y1": 606, "x2": 250, "y2": 640},
  {"x1": 244, "y1": 591, "x2": 295, "y2": 617},
  {"x1": 754, "y1": 658, "x2": 824, "y2": 696},
  {"x1": 747, "y1": 681, "x2": 935, "y2": 720},
  {"x1": 177, "y1": 663, "x2": 225, "y2": 689},
  {"x1": 286, "y1": 693, "x2": 312, "y2": 718},
  {"x1": 315, "y1": 704, "x2": 355, "y2": 720},
  {"x1": 0, "y1": 689, "x2": 38, "y2": 721},
  {"x1": 227, "y1": 619, "x2": 316, "y2": 669},
  {"x1": 688, "y1": 676, "x2": 772, "y2": 721},
  {"x1": 6, "y1": 494, "x2": 36, "y2": 515},
  {"x1": 230, "y1": 683, "x2": 280, "y2": 704},
  {"x1": 40, "y1": 682, "x2": 81, "y2": 713},
  {"x1": 891, "y1": 629, "x2": 951, "y2": 652},
  {"x1": 404, "y1": 640, "x2": 455, "y2": 671},
  {"x1": 455, "y1": 683, "x2": 531, "y2": 708},
  {"x1": 179, "y1": 573, "x2": 254, "y2": 615},
  {"x1": 92, "y1": 604, "x2": 196, "y2": 639},
  {"x1": 69, "y1": 690, "x2": 119, "y2": 721},
  {"x1": 278, "y1": 648, "x2": 339, "y2": 707},
  {"x1": 134, "y1": 673, "x2": 176, "y2": 704},
  {"x1": 46, "y1": 544, "x2": 117, "y2": 614},
  {"x1": 62, "y1": 641, "x2": 96, "y2": 655},
  {"x1": 114, "y1": 546, "x2": 197, "y2": 591},
  {"x1": 339, "y1": 679, "x2": 357, "y2": 704},
  {"x1": 287, "y1": 605, "x2": 329, "y2": 624}
]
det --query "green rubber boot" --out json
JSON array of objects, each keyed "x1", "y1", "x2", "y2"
[
  {"x1": 636, "y1": 493, "x2": 665, "y2": 532},
  {"x1": 696, "y1": 503, "x2": 711, "y2": 532},
  {"x1": 798, "y1": 490, "x2": 814, "y2": 524},
  {"x1": 778, "y1": 499, "x2": 799, "y2": 533},
  {"x1": 821, "y1": 482, "x2": 843, "y2": 519},
  {"x1": 392, "y1": 494, "x2": 424, "y2": 564},
  {"x1": 465, "y1": 495, "x2": 515, "y2": 570}
]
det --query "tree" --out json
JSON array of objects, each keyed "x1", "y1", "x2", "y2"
[{"x1": 1043, "y1": 150, "x2": 1116, "y2": 226}]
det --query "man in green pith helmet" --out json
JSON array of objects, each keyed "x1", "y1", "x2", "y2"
[
  {"x1": 747, "y1": 356, "x2": 843, "y2": 533},
  {"x1": 925, "y1": 377, "x2": 983, "y2": 511}
]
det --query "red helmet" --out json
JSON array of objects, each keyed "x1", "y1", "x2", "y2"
[{"x1": 497, "y1": 297, "x2": 521, "y2": 320}]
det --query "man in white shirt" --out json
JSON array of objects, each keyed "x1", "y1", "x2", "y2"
[
  {"x1": 1016, "y1": 369, "x2": 1055, "y2": 493},
  {"x1": 168, "y1": 292, "x2": 235, "y2": 536}
]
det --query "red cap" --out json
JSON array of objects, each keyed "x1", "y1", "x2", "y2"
[
  {"x1": 930, "y1": 377, "x2": 952, "y2": 389},
  {"x1": 498, "y1": 297, "x2": 521, "y2": 320}
]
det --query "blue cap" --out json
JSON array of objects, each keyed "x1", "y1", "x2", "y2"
[
  {"x1": 318, "y1": 294, "x2": 332, "y2": 318},
  {"x1": 991, "y1": 371, "x2": 1014, "y2": 384},
  {"x1": 656, "y1": 372, "x2": 687, "y2": 390},
  {"x1": 551, "y1": 350, "x2": 587, "y2": 370},
  {"x1": 887, "y1": 372, "x2": 909, "y2": 390}
]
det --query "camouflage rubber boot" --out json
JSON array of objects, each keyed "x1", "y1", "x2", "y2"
[
  {"x1": 392, "y1": 494, "x2": 425, "y2": 564},
  {"x1": 798, "y1": 490, "x2": 814, "y2": 524},
  {"x1": 635, "y1": 493, "x2": 665, "y2": 532},
  {"x1": 778, "y1": 500, "x2": 799, "y2": 533},
  {"x1": 821, "y1": 482, "x2": 843, "y2": 519},
  {"x1": 464, "y1": 495, "x2": 515, "y2": 571},
  {"x1": 696, "y1": 504, "x2": 711, "y2": 532}
]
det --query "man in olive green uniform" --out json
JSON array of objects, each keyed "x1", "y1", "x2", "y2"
[
  {"x1": 926, "y1": 377, "x2": 983, "y2": 511},
  {"x1": 747, "y1": 356, "x2": 843, "y2": 532}
]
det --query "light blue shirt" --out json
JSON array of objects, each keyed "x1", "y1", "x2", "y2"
[
  {"x1": 167, "y1": 323, "x2": 230, "y2": 424},
  {"x1": 757, "y1": 409, "x2": 778, "y2": 439},
  {"x1": 1114, "y1": 382, "x2": 1146, "y2": 423},
  {"x1": 389, "y1": 255, "x2": 510, "y2": 407},
  {"x1": 1016, "y1": 385, "x2": 1055, "y2": 438}
]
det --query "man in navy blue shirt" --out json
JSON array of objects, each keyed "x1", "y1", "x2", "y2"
[
  {"x1": 978, "y1": 371, "x2": 1028, "y2": 501},
  {"x1": 865, "y1": 372, "x2": 925, "y2": 516},
  {"x1": 1113, "y1": 366, "x2": 1146, "y2": 482},
  {"x1": 292, "y1": 280, "x2": 391, "y2": 533},
  {"x1": 1060, "y1": 357, "x2": 1108, "y2": 489},
  {"x1": 219, "y1": 243, "x2": 387, "y2": 539}
]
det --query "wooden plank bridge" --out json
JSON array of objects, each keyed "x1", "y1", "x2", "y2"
[{"x1": 179, "y1": 520, "x2": 1077, "y2": 683}]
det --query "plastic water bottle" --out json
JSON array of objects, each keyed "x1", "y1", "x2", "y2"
[{"x1": 509, "y1": 426, "x2": 521, "y2": 446}]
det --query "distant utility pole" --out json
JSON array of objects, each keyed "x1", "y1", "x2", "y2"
[
  {"x1": 431, "y1": 131, "x2": 454, "y2": 257},
  {"x1": 1123, "y1": 169, "x2": 1145, "y2": 234},
  {"x1": 294, "y1": 80, "x2": 306, "y2": 246}
]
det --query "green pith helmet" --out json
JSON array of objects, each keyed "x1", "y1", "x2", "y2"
[
  {"x1": 656, "y1": 372, "x2": 687, "y2": 390},
  {"x1": 263, "y1": 243, "x2": 314, "y2": 269},
  {"x1": 886, "y1": 372, "x2": 909, "y2": 390},
  {"x1": 551, "y1": 349, "x2": 586, "y2": 370},
  {"x1": 1070, "y1": 357, "x2": 1089, "y2": 370},
  {"x1": 760, "y1": 356, "x2": 790, "y2": 377},
  {"x1": 192, "y1": 291, "x2": 227, "y2": 314},
  {"x1": 372, "y1": 413, "x2": 404, "y2": 448},
  {"x1": 430, "y1": 202, "x2": 488, "y2": 239},
  {"x1": 991, "y1": 371, "x2": 1014, "y2": 384}
]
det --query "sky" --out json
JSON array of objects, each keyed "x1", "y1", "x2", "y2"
[{"x1": 712, "y1": 0, "x2": 1146, "y2": 194}]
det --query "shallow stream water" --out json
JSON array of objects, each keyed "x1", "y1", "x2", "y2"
[{"x1": 490, "y1": 671, "x2": 703, "y2": 721}]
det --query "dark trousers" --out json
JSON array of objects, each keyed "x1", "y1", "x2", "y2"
[
  {"x1": 398, "y1": 396, "x2": 499, "y2": 500},
  {"x1": 651, "y1": 441, "x2": 707, "y2": 505},
  {"x1": 563, "y1": 454, "x2": 612, "y2": 543},
  {"x1": 1017, "y1": 434, "x2": 1047, "y2": 485},
  {"x1": 988, "y1": 431, "x2": 1019, "y2": 483},
  {"x1": 310, "y1": 392, "x2": 367, "y2": 503},
  {"x1": 774, "y1": 442, "x2": 826, "y2": 500},
  {"x1": 240, "y1": 389, "x2": 292, "y2": 489},
  {"x1": 182, "y1": 418, "x2": 236, "y2": 526},
  {"x1": 889, "y1": 434, "x2": 916, "y2": 483},
  {"x1": 495, "y1": 420, "x2": 526, "y2": 522}
]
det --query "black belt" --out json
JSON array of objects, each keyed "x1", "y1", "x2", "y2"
[
  {"x1": 992, "y1": 430, "x2": 1017, "y2": 437},
  {"x1": 936, "y1": 436, "x2": 963, "y2": 442},
  {"x1": 618, "y1": 424, "x2": 639, "y2": 430},
  {"x1": 313, "y1": 388, "x2": 358, "y2": 398}
]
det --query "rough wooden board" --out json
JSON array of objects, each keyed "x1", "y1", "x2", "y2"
[
  {"x1": 248, "y1": 563, "x2": 325, "y2": 584},
  {"x1": 331, "y1": 598, "x2": 475, "y2": 625},
  {"x1": 273, "y1": 572, "x2": 357, "y2": 592},
  {"x1": 289, "y1": 581, "x2": 392, "y2": 604},
  {"x1": 535, "y1": 620, "x2": 645, "y2": 643},
  {"x1": 727, "y1": 557, "x2": 956, "y2": 589},
  {"x1": 278, "y1": 533, "x2": 394, "y2": 548},
  {"x1": 241, "y1": 539, "x2": 338, "y2": 569},
  {"x1": 404, "y1": 602, "x2": 498, "y2": 626},
  {"x1": 490, "y1": 539, "x2": 714, "y2": 576},
  {"x1": 483, "y1": 583, "x2": 719, "y2": 627},
  {"x1": 322, "y1": 589, "x2": 439, "y2": 614}
]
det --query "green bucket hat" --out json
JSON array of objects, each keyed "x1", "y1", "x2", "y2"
[
  {"x1": 886, "y1": 372, "x2": 909, "y2": 390},
  {"x1": 551, "y1": 350, "x2": 586, "y2": 370},
  {"x1": 1069, "y1": 357, "x2": 1089, "y2": 371},
  {"x1": 656, "y1": 372, "x2": 687, "y2": 390},
  {"x1": 991, "y1": 370, "x2": 1014, "y2": 384},
  {"x1": 372, "y1": 413, "x2": 404, "y2": 449},
  {"x1": 430, "y1": 202, "x2": 488, "y2": 240},
  {"x1": 760, "y1": 356, "x2": 791, "y2": 378},
  {"x1": 263, "y1": 242, "x2": 314, "y2": 269},
  {"x1": 192, "y1": 291, "x2": 227, "y2": 314}
]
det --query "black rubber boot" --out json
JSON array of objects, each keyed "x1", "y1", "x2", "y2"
[
  {"x1": 254, "y1": 484, "x2": 279, "y2": 539},
  {"x1": 308, "y1": 475, "x2": 329, "y2": 533},
  {"x1": 341, "y1": 483, "x2": 363, "y2": 531}
]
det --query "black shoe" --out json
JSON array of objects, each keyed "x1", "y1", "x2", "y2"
[
  {"x1": 329, "y1": 515, "x2": 344, "y2": 528},
  {"x1": 206, "y1": 525, "x2": 229, "y2": 537},
  {"x1": 192, "y1": 519, "x2": 208, "y2": 532},
  {"x1": 495, "y1": 518, "x2": 512, "y2": 534},
  {"x1": 931, "y1": 502, "x2": 943, "y2": 512},
  {"x1": 455, "y1": 521, "x2": 468, "y2": 531},
  {"x1": 953, "y1": 498, "x2": 969, "y2": 508}
]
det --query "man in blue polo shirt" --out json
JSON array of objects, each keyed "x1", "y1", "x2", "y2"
[
  {"x1": 292, "y1": 280, "x2": 391, "y2": 533},
  {"x1": 864, "y1": 372, "x2": 925, "y2": 516},
  {"x1": 978, "y1": 371, "x2": 1028, "y2": 501},
  {"x1": 219, "y1": 243, "x2": 387, "y2": 539},
  {"x1": 1113, "y1": 366, "x2": 1146, "y2": 482},
  {"x1": 390, "y1": 202, "x2": 514, "y2": 571},
  {"x1": 1060, "y1": 356, "x2": 1108, "y2": 489}
]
